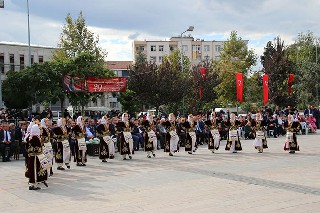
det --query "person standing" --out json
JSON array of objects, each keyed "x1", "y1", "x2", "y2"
[
  {"x1": 141, "y1": 113, "x2": 157, "y2": 158},
  {"x1": 284, "y1": 114, "x2": 301, "y2": 154},
  {"x1": 25, "y1": 120, "x2": 49, "y2": 190},
  {"x1": 118, "y1": 113, "x2": 134, "y2": 160},
  {"x1": 53, "y1": 118, "x2": 71, "y2": 170},
  {"x1": 253, "y1": 113, "x2": 268, "y2": 153},
  {"x1": 225, "y1": 112, "x2": 242, "y2": 153}
]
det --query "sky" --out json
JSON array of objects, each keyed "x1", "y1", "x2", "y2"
[{"x1": 1, "y1": 0, "x2": 320, "y2": 71}]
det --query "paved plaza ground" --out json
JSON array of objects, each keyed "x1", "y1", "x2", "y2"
[{"x1": 1, "y1": 133, "x2": 320, "y2": 213}]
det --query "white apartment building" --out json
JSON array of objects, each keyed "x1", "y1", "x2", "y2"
[
  {"x1": 133, "y1": 36, "x2": 229, "y2": 65},
  {"x1": 0, "y1": 42, "x2": 54, "y2": 76}
]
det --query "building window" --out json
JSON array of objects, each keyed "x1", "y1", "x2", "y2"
[
  {"x1": 159, "y1": 45, "x2": 164, "y2": 51},
  {"x1": 0, "y1": 53, "x2": 4, "y2": 74},
  {"x1": 204, "y1": 45, "x2": 210, "y2": 52},
  {"x1": 101, "y1": 95, "x2": 105, "y2": 107},
  {"x1": 139, "y1": 46, "x2": 145, "y2": 52},
  {"x1": 215, "y1": 45, "x2": 222, "y2": 52},
  {"x1": 20, "y1": 54, "x2": 25, "y2": 70},
  {"x1": 192, "y1": 45, "x2": 201, "y2": 53},
  {"x1": 9, "y1": 54, "x2": 15, "y2": 71},
  {"x1": 204, "y1": 55, "x2": 210, "y2": 61},
  {"x1": 151, "y1": 45, "x2": 156, "y2": 51},
  {"x1": 122, "y1": 70, "x2": 129, "y2": 77},
  {"x1": 150, "y1": 56, "x2": 156, "y2": 63},
  {"x1": 38, "y1": 55, "x2": 43, "y2": 64},
  {"x1": 182, "y1": 45, "x2": 188, "y2": 52},
  {"x1": 170, "y1": 46, "x2": 174, "y2": 51},
  {"x1": 159, "y1": 56, "x2": 163, "y2": 64},
  {"x1": 110, "y1": 102, "x2": 118, "y2": 108},
  {"x1": 31, "y1": 55, "x2": 34, "y2": 64}
]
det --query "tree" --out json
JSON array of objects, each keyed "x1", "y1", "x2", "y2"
[
  {"x1": 118, "y1": 89, "x2": 140, "y2": 114},
  {"x1": 215, "y1": 31, "x2": 257, "y2": 106},
  {"x1": 261, "y1": 37, "x2": 296, "y2": 107},
  {"x1": 128, "y1": 51, "x2": 189, "y2": 115},
  {"x1": 52, "y1": 12, "x2": 112, "y2": 113}
]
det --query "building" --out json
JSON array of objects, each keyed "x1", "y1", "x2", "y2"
[
  {"x1": 0, "y1": 42, "x2": 54, "y2": 76},
  {"x1": 133, "y1": 36, "x2": 247, "y2": 65}
]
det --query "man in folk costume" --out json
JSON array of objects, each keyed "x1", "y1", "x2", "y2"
[
  {"x1": 118, "y1": 113, "x2": 134, "y2": 160},
  {"x1": 166, "y1": 113, "x2": 179, "y2": 156},
  {"x1": 97, "y1": 116, "x2": 115, "y2": 162},
  {"x1": 253, "y1": 113, "x2": 268, "y2": 153},
  {"x1": 184, "y1": 114, "x2": 197, "y2": 154},
  {"x1": 74, "y1": 116, "x2": 87, "y2": 166},
  {"x1": 25, "y1": 120, "x2": 49, "y2": 190},
  {"x1": 225, "y1": 112, "x2": 242, "y2": 153},
  {"x1": 53, "y1": 118, "x2": 71, "y2": 170},
  {"x1": 207, "y1": 112, "x2": 221, "y2": 153},
  {"x1": 141, "y1": 113, "x2": 157, "y2": 158},
  {"x1": 284, "y1": 114, "x2": 301, "y2": 154},
  {"x1": 41, "y1": 118, "x2": 54, "y2": 176}
]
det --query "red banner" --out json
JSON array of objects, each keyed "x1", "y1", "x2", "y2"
[
  {"x1": 263, "y1": 74, "x2": 268, "y2": 105},
  {"x1": 86, "y1": 77, "x2": 126, "y2": 92},
  {"x1": 63, "y1": 75, "x2": 86, "y2": 92},
  {"x1": 236, "y1": 73, "x2": 243, "y2": 103},
  {"x1": 200, "y1": 67, "x2": 206, "y2": 80},
  {"x1": 288, "y1": 74, "x2": 294, "y2": 95}
]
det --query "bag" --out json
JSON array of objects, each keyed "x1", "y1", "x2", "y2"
[
  {"x1": 256, "y1": 131, "x2": 264, "y2": 140},
  {"x1": 78, "y1": 138, "x2": 87, "y2": 150},
  {"x1": 229, "y1": 130, "x2": 238, "y2": 141},
  {"x1": 37, "y1": 154, "x2": 51, "y2": 170}
]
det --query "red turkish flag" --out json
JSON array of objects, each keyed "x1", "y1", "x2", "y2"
[
  {"x1": 263, "y1": 74, "x2": 268, "y2": 105},
  {"x1": 288, "y1": 74, "x2": 294, "y2": 95},
  {"x1": 236, "y1": 73, "x2": 243, "y2": 102},
  {"x1": 200, "y1": 67, "x2": 206, "y2": 80}
]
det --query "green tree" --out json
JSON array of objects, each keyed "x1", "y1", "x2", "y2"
[
  {"x1": 118, "y1": 89, "x2": 140, "y2": 114},
  {"x1": 215, "y1": 31, "x2": 257, "y2": 106},
  {"x1": 261, "y1": 37, "x2": 296, "y2": 107}
]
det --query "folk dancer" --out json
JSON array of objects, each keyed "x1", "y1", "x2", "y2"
[
  {"x1": 74, "y1": 116, "x2": 87, "y2": 166},
  {"x1": 184, "y1": 114, "x2": 197, "y2": 154},
  {"x1": 207, "y1": 113, "x2": 221, "y2": 153},
  {"x1": 53, "y1": 118, "x2": 71, "y2": 170},
  {"x1": 97, "y1": 116, "x2": 115, "y2": 162},
  {"x1": 253, "y1": 113, "x2": 268, "y2": 153},
  {"x1": 284, "y1": 114, "x2": 301, "y2": 154},
  {"x1": 25, "y1": 120, "x2": 49, "y2": 190},
  {"x1": 141, "y1": 113, "x2": 157, "y2": 158},
  {"x1": 118, "y1": 113, "x2": 134, "y2": 160},
  {"x1": 164, "y1": 113, "x2": 179, "y2": 156},
  {"x1": 225, "y1": 113, "x2": 242, "y2": 153},
  {"x1": 40, "y1": 118, "x2": 54, "y2": 176}
]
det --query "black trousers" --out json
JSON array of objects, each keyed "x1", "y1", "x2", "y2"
[{"x1": 0, "y1": 142, "x2": 13, "y2": 161}]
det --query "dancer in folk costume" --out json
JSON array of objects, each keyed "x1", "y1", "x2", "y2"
[
  {"x1": 284, "y1": 114, "x2": 301, "y2": 154},
  {"x1": 164, "y1": 113, "x2": 179, "y2": 156},
  {"x1": 184, "y1": 114, "x2": 197, "y2": 154},
  {"x1": 117, "y1": 112, "x2": 134, "y2": 160},
  {"x1": 141, "y1": 113, "x2": 157, "y2": 158},
  {"x1": 225, "y1": 112, "x2": 242, "y2": 153},
  {"x1": 53, "y1": 118, "x2": 71, "y2": 170},
  {"x1": 207, "y1": 112, "x2": 221, "y2": 153},
  {"x1": 25, "y1": 120, "x2": 49, "y2": 190},
  {"x1": 40, "y1": 118, "x2": 54, "y2": 176},
  {"x1": 97, "y1": 116, "x2": 115, "y2": 162},
  {"x1": 253, "y1": 113, "x2": 268, "y2": 153},
  {"x1": 74, "y1": 116, "x2": 87, "y2": 166}
]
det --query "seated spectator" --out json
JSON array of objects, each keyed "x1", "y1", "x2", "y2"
[
  {"x1": 306, "y1": 114, "x2": 317, "y2": 133},
  {"x1": 244, "y1": 121, "x2": 255, "y2": 139}
]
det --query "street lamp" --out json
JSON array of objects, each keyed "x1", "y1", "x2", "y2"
[
  {"x1": 180, "y1": 26, "x2": 194, "y2": 115},
  {"x1": 180, "y1": 26, "x2": 194, "y2": 72},
  {"x1": 27, "y1": 0, "x2": 31, "y2": 66}
]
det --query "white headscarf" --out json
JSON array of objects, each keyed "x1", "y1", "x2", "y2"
[
  {"x1": 31, "y1": 125, "x2": 40, "y2": 137},
  {"x1": 188, "y1": 114, "x2": 193, "y2": 123},
  {"x1": 40, "y1": 118, "x2": 47, "y2": 129},
  {"x1": 27, "y1": 122, "x2": 35, "y2": 133},
  {"x1": 122, "y1": 113, "x2": 128, "y2": 122},
  {"x1": 57, "y1": 118, "x2": 63, "y2": 127},
  {"x1": 146, "y1": 113, "x2": 153, "y2": 122},
  {"x1": 168, "y1": 113, "x2": 175, "y2": 122},
  {"x1": 101, "y1": 116, "x2": 107, "y2": 125},
  {"x1": 76, "y1": 116, "x2": 83, "y2": 128}
]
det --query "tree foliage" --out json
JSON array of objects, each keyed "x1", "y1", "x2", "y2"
[
  {"x1": 215, "y1": 31, "x2": 257, "y2": 106},
  {"x1": 261, "y1": 37, "x2": 296, "y2": 107}
]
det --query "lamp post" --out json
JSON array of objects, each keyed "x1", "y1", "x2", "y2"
[
  {"x1": 180, "y1": 26, "x2": 194, "y2": 115},
  {"x1": 180, "y1": 26, "x2": 194, "y2": 72},
  {"x1": 27, "y1": 0, "x2": 31, "y2": 66},
  {"x1": 315, "y1": 38, "x2": 319, "y2": 106}
]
